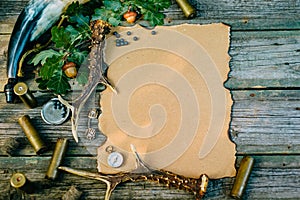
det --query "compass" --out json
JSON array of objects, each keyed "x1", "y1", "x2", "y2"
[{"x1": 107, "y1": 152, "x2": 124, "y2": 168}]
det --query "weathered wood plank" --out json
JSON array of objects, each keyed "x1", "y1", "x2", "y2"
[
  {"x1": 0, "y1": 89, "x2": 299, "y2": 157},
  {"x1": 1, "y1": 30, "x2": 300, "y2": 91},
  {"x1": 0, "y1": 155, "x2": 300, "y2": 199},
  {"x1": 0, "y1": 0, "x2": 299, "y2": 199},
  {"x1": 0, "y1": 0, "x2": 300, "y2": 32},
  {"x1": 226, "y1": 30, "x2": 300, "y2": 89},
  {"x1": 0, "y1": 0, "x2": 299, "y2": 91},
  {"x1": 231, "y1": 90, "x2": 300, "y2": 154},
  {"x1": 0, "y1": 91, "x2": 104, "y2": 156}
]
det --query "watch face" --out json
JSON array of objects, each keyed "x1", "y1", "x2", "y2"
[{"x1": 107, "y1": 152, "x2": 124, "y2": 168}]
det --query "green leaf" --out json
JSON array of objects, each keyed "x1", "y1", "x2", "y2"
[
  {"x1": 65, "y1": 25, "x2": 81, "y2": 40},
  {"x1": 69, "y1": 14, "x2": 90, "y2": 26},
  {"x1": 143, "y1": 11, "x2": 165, "y2": 26},
  {"x1": 34, "y1": 0, "x2": 174, "y2": 96},
  {"x1": 65, "y1": 25, "x2": 85, "y2": 44},
  {"x1": 47, "y1": 71, "x2": 71, "y2": 95},
  {"x1": 92, "y1": 8, "x2": 109, "y2": 21},
  {"x1": 140, "y1": 2, "x2": 155, "y2": 12},
  {"x1": 30, "y1": 49, "x2": 63, "y2": 66},
  {"x1": 151, "y1": 0, "x2": 171, "y2": 10},
  {"x1": 66, "y1": 25, "x2": 91, "y2": 44},
  {"x1": 75, "y1": 65, "x2": 89, "y2": 85},
  {"x1": 51, "y1": 26, "x2": 71, "y2": 48},
  {"x1": 65, "y1": 0, "x2": 102, "y2": 17},
  {"x1": 103, "y1": 0, "x2": 122, "y2": 11},
  {"x1": 80, "y1": 0, "x2": 103, "y2": 16},
  {"x1": 65, "y1": 1, "x2": 81, "y2": 16},
  {"x1": 68, "y1": 50, "x2": 88, "y2": 64},
  {"x1": 92, "y1": 1, "x2": 124, "y2": 26},
  {"x1": 65, "y1": 1, "x2": 91, "y2": 32},
  {"x1": 39, "y1": 55, "x2": 64, "y2": 80},
  {"x1": 108, "y1": 17, "x2": 121, "y2": 26},
  {"x1": 35, "y1": 78, "x2": 48, "y2": 90}
]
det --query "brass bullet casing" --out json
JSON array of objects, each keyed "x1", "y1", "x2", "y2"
[
  {"x1": 175, "y1": 0, "x2": 196, "y2": 19},
  {"x1": 231, "y1": 156, "x2": 255, "y2": 199},
  {"x1": 10, "y1": 172, "x2": 34, "y2": 194},
  {"x1": 46, "y1": 138, "x2": 68, "y2": 180},
  {"x1": 13, "y1": 82, "x2": 37, "y2": 108},
  {"x1": 18, "y1": 115, "x2": 47, "y2": 155}
]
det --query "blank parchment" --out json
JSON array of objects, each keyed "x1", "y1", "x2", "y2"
[{"x1": 97, "y1": 23, "x2": 236, "y2": 179}]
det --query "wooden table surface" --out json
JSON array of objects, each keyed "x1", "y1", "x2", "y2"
[{"x1": 0, "y1": 0, "x2": 300, "y2": 199}]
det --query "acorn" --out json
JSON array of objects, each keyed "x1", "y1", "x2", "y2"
[
  {"x1": 123, "y1": 11, "x2": 137, "y2": 23},
  {"x1": 62, "y1": 62, "x2": 77, "y2": 78}
]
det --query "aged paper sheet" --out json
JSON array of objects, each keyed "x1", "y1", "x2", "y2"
[{"x1": 97, "y1": 23, "x2": 236, "y2": 179}]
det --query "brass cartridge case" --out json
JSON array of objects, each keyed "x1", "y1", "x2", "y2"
[
  {"x1": 14, "y1": 82, "x2": 37, "y2": 108},
  {"x1": 18, "y1": 115, "x2": 47, "y2": 155},
  {"x1": 231, "y1": 156, "x2": 255, "y2": 199},
  {"x1": 175, "y1": 0, "x2": 196, "y2": 19},
  {"x1": 46, "y1": 138, "x2": 68, "y2": 180},
  {"x1": 10, "y1": 172, "x2": 34, "y2": 194}
]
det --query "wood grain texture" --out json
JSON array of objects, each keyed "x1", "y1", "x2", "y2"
[
  {"x1": 1, "y1": 156, "x2": 300, "y2": 199},
  {"x1": 227, "y1": 30, "x2": 300, "y2": 89},
  {"x1": 231, "y1": 90, "x2": 300, "y2": 154},
  {"x1": 0, "y1": 0, "x2": 300, "y2": 199},
  {"x1": 1, "y1": 31, "x2": 300, "y2": 90},
  {"x1": 0, "y1": 89, "x2": 299, "y2": 155},
  {"x1": 0, "y1": 0, "x2": 300, "y2": 31}
]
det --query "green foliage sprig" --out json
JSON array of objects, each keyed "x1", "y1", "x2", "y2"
[
  {"x1": 93, "y1": 0, "x2": 171, "y2": 26},
  {"x1": 31, "y1": 0, "x2": 171, "y2": 95}
]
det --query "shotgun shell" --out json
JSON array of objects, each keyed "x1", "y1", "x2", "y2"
[
  {"x1": 10, "y1": 172, "x2": 34, "y2": 194},
  {"x1": 45, "y1": 138, "x2": 68, "y2": 180},
  {"x1": 231, "y1": 156, "x2": 255, "y2": 199},
  {"x1": 18, "y1": 115, "x2": 47, "y2": 155},
  {"x1": 175, "y1": 0, "x2": 196, "y2": 19},
  {"x1": 13, "y1": 82, "x2": 37, "y2": 108}
]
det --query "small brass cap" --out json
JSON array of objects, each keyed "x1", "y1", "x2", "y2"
[
  {"x1": 13, "y1": 82, "x2": 28, "y2": 96},
  {"x1": 13, "y1": 82, "x2": 37, "y2": 108},
  {"x1": 10, "y1": 173, "x2": 26, "y2": 188}
]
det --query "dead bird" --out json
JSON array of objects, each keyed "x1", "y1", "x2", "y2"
[{"x1": 5, "y1": 0, "x2": 90, "y2": 103}]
